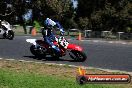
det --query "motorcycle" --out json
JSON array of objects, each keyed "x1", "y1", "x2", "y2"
[
  {"x1": 26, "y1": 36, "x2": 87, "y2": 62},
  {"x1": 0, "y1": 20, "x2": 14, "y2": 40}
]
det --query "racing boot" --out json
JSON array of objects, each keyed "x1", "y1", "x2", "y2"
[{"x1": 51, "y1": 45, "x2": 61, "y2": 57}]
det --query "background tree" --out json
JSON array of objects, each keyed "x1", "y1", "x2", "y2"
[
  {"x1": 76, "y1": 0, "x2": 132, "y2": 32},
  {"x1": 0, "y1": 0, "x2": 131, "y2": 33}
]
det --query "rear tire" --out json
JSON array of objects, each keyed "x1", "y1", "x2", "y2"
[
  {"x1": 69, "y1": 50, "x2": 87, "y2": 62},
  {"x1": 30, "y1": 45, "x2": 46, "y2": 59},
  {"x1": 3, "y1": 33, "x2": 6, "y2": 39}
]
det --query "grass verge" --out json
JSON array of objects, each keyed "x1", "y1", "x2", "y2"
[{"x1": 0, "y1": 59, "x2": 131, "y2": 88}]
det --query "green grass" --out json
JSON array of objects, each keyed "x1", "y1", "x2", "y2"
[
  {"x1": 0, "y1": 60, "x2": 130, "y2": 88},
  {"x1": 0, "y1": 69, "x2": 115, "y2": 88}
]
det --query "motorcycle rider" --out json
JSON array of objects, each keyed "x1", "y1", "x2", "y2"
[{"x1": 42, "y1": 18, "x2": 64, "y2": 56}]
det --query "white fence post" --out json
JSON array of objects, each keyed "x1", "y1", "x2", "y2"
[
  {"x1": 118, "y1": 32, "x2": 124, "y2": 40},
  {"x1": 85, "y1": 30, "x2": 92, "y2": 38}
]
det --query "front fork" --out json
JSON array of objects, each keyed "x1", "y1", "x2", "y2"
[
  {"x1": 5, "y1": 28, "x2": 12, "y2": 34},
  {"x1": 6, "y1": 30, "x2": 8, "y2": 34},
  {"x1": 68, "y1": 50, "x2": 76, "y2": 58}
]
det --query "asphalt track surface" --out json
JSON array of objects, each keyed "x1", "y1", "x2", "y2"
[{"x1": 0, "y1": 36, "x2": 132, "y2": 72}]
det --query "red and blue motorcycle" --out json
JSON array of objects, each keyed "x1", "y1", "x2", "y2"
[{"x1": 26, "y1": 36, "x2": 87, "y2": 62}]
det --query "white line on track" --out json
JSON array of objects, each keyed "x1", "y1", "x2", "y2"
[
  {"x1": 24, "y1": 36, "x2": 31, "y2": 37},
  {"x1": 68, "y1": 65, "x2": 78, "y2": 68},
  {"x1": 122, "y1": 43, "x2": 127, "y2": 45},
  {"x1": 45, "y1": 63, "x2": 56, "y2": 65},
  {"x1": 6, "y1": 59, "x2": 15, "y2": 61},
  {"x1": 35, "y1": 62, "x2": 45, "y2": 64},
  {"x1": 109, "y1": 41, "x2": 113, "y2": 43},
  {"x1": 93, "y1": 40, "x2": 99, "y2": 42},
  {"x1": 18, "y1": 60, "x2": 26, "y2": 62},
  {"x1": 57, "y1": 63, "x2": 65, "y2": 66}
]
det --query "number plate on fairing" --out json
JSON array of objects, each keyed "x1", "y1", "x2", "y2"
[{"x1": 58, "y1": 36, "x2": 69, "y2": 49}]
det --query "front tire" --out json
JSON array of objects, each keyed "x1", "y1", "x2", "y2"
[
  {"x1": 8, "y1": 30, "x2": 14, "y2": 40},
  {"x1": 3, "y1": 30, "x2": 14, "y2": 40},
  {"x1": 69, "y1": 50, "x2": 87, "y2": 62}
]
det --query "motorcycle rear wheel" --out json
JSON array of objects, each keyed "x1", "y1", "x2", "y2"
[{"x1": 30, "y1": 45, "x2": 46, "y2": 59}]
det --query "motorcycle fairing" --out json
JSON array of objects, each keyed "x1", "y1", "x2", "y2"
[
  {"x1": 26, "y1": 39, "x2": 37, "y2": 45},
  {"x1": 67, "y1": 44, "x2": 83, "y2": 51},
  {"x1": 36, "y1": 40, "x2": 50, "y2": 49}
]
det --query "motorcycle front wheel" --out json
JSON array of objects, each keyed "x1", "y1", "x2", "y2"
[
  {"x1": 69, "y1": 50, "x2": 87, "y2": 62},
  {"x1": 8, "y1": 30, "x2": 14, "y2": 40},
  {"x1": 3, "y1": 30, "x2": 14, "y2": 40}
]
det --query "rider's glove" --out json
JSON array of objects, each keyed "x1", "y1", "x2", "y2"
[
  {"x1": 52, "y1": 45, "x2": 56, "y2": 48},
  {"x1": 60, "y1": 28, "x2": 65, "y2": 36}
]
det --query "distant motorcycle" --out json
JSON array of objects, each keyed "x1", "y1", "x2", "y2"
[
  {"x1": 0, "y1": 20, "x2": 14, "y2": 40},
  {"x1": 26, "y1": 36, "x2": 87, "y2": 62}
]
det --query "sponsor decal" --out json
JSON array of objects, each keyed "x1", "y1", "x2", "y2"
[{"x1": 76, "y1": 67, "x2": 131, "y2": 85}]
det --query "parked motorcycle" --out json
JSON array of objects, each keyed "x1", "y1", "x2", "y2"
[
  {"x1": 0, "y1": 20, "x2": 14, "y2": 40},
  {"x1": 26, "y1": 36, "x2": 87, "y2": 62}
]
